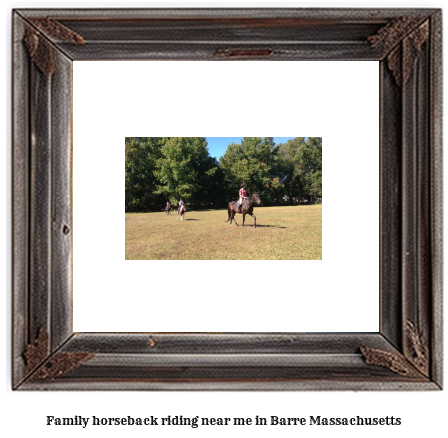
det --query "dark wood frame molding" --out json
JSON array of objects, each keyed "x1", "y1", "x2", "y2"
[{"x1": 12, "y1": 8, "x2": 443, "y2": 390}]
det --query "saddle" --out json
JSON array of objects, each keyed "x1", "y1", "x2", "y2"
[{"x1": 236, "y1": 199, "x2": 245, "y2": 212}]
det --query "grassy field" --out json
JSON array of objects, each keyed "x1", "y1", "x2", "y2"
[{"x1": 125, "y1": 205, "x2": 322, "y2": 260}]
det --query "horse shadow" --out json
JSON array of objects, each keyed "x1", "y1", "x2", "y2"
[
  {"x1": 254, "y1": 224, "x2": 286, "y2": 229},
  {"x1": 186, "y1": 219, "x2": 199, "y2": 221}
]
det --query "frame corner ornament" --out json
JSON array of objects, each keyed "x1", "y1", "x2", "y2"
[
  {"x1": 24, "y1": 327, "x2": 50, "y2": 374},
  {"x1": 368, "y1": 17, "x2": 430, "y2": 86},
  {"x1": 360, "y1": 319, "x2": 430, "y2": 380},
  {"x1": 23, "y1": 17, "x2": 85, "y2": 77},
  {"x1": 359, "y1": 345, "x2": 424, "y2": 379},
  {"x1": 24, "y1": 328, "x2": 95, "y2": 382},
  {"x1": 405, "y1": 320, "x2": 429, "y2": 377}
]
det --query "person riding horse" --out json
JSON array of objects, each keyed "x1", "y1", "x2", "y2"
[
  {"x1": 226, "y1": 191, "x2": 261, "y2": 227},
  {"x1": 236, "y1": 184, "x2": 247, "y2": 213},
  {"x1": 178, "y1": 198, "x2": 185, "y2": 214},
  {"x1": 177, "y1": 197, "x2": 186, "y2": 221}
]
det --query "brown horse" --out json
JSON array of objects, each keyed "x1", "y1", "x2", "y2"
[
  {"x1": 226, "y1": 193, "x2": 261, "y2": 227},
  {"x1": 177, "y1": 204, "x2": 186, "y2": 221}
]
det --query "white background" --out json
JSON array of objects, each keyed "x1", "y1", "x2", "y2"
[
  {"x1": 73, "y1": 60, "x2": 379, "y2": 332},
  {"x1": 2, "y1": 1, "x2": 446, "y2": 438}
]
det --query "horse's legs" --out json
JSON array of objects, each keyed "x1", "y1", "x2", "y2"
[
  {"x1": 232, "y1": 212, "x2": 238, "y2": 226},
  {"x1": 242, "y1": 214, "x2": 245, "y2": 226},
  {"x1": 249, "y1": 213, "x2": 256, "y2": 228}
]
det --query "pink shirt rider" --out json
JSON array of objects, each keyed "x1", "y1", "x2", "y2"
[{"x1": 239, "y1": 188, "x2": 247, "y2": 204}]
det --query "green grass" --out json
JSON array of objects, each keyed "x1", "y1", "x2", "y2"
[{"x1": 125, "y1": 205, "x2": 322, "y2": 260}]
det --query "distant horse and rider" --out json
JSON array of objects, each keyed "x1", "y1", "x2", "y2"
[
  {"x1": 165, "y1": 201, "x2": 172, "y2": 215},
  {"x1": 226, "y1": 189, "x2": 261, "y2": 228},
  {"x1": 177, "y1": 198, "x2": 186, "y2": 221}
]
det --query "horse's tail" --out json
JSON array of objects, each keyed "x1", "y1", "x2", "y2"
[{"x1": 225, "y1": 205, "x2": 231, "y2": 222}]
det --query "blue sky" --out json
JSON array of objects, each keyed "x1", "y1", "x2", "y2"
[{"x1": 206, "y1": 137, "x2": 296, "y2": 160}]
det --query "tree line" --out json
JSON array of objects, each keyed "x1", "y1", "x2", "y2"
[{"x1": 125, "y1": 137, "x2": 322, "y2": 211}]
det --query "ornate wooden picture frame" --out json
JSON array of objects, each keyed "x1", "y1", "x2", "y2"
[{"x1": 12, "y1": 8, "x2": 442, "y2": 390}]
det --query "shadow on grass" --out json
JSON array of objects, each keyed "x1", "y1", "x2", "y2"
[
  {"x1": 186, "y1": 219, "x2": 199, "y2": 221},
  {"x1": 251, "y1": 224, "x2": 286, "y2": 229},
  {"x1": 188, "y1": 208, "x2": 226, "y2": 212}
]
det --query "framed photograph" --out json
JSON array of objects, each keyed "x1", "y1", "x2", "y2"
[{"x1": 12, "y1": 8, "x2": 442, "y2": 390}]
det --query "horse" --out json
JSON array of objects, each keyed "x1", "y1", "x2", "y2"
[
  {"x1": 225, "y1": 193, "x2": 261, "y2": 227},
  {"x1": 177, "y1": 204, "x2": 186, "y2": 221},
  {"x1": 165, "y1": 205, "x2": 172, "y2": 215}
]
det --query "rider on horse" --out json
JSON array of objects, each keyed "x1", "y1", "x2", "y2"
[
  {"x1": 236, "y1": 183, "x2": 247, "y2": 213},
  {"x1": 178, "y1": 198, "x2": 185, "y2": 214}
]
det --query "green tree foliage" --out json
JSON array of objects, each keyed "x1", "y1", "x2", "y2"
[
  {"x1": 275, "y1": 137, "x2": 305, "y2": 204},
  {"x1": 125, "y1": 136, "x2": 322, "y2": 211},
  {"x1": 125, "y1": 137, "x2": 167, "y2": 211},
  {"x1": 309, "y1": 170, "x2": 323, "y2": 199},
  {"x1": 220, "y1": 137, "x2": 279, "y2": 203},
  {"x1": 154, "y1": 137, "x2": 222, "y2": 206},
  {"x1": 276, "y1": 137, "x2": 322, "y2": 203}
]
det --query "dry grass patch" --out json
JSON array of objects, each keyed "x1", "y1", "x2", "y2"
[{"x1": 125, "y1": 205, "x2": 322, "y2": 260}]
